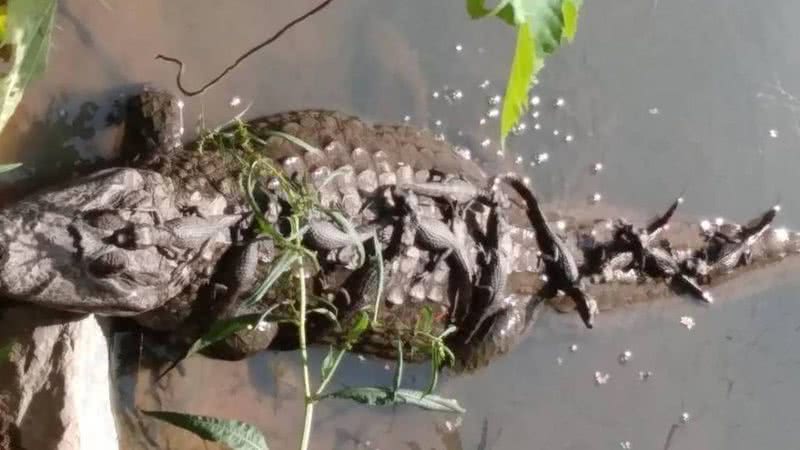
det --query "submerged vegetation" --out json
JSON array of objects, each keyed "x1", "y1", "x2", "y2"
[{"x1": 144, "y1": 122, "x2": 463, "y2": 450}]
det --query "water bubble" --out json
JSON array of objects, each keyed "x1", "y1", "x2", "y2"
[
  {"x1": 479, "y1": 118, "x2": 487, "y2": 126},
  {"x1": 769, "y1": 129, "x2": 779, "y2": 138},
  {"x1": 536, "y1": 152, "x2": 549, "y2": 163},
  {"x1": 649, "y1": 107, "x2": 660, "y2": 115},
  {"x1": 592, "y1": 162, "x2": 604, "y2": 174},
  {"x1": 229, "y1": 96, "x2": 241, "y2": 107},
  {"x1": 590, "y1": 192, "x2": 602, "y2": 204},
  {"x1": 714, "y1": 217, "x2": 725, "y2": 226},
  {"x1": 434, "y1": 133, "x2": 446, "y2": 141},
  {"x1": 557, "y1": 357, "x2": 564, "y2": 366},
  {"x1": 539, "y1": 273, "x2": 549, "y2": 282},
  {"x1": 512, "y1": 122, "x2": 528, "y2": 135},
  {"x1": 554, "y1": 97, "x2": 566, "y2": 107},
  {"x1": 531, "y1": 110, "x2": 540, "y2": 119},
  {"x1": 432, "y1": 91, "x2": 440, "y2": 99},
  {"x1": 403, "y1": 115, "x2": 411, "y2": 123},
  {"x1": 530, "y1": 95, "x2": 541, "y2": 106},
  {"x1": 256, "y1": 321, "x2": 269, "y2": 332},
  {"x1": 618, "y1": 350, "x2": 633, "y2": 364},
  {"x1": 481, "y1": 138, "x2": 492, "y2": 148},
  {"x1": 565, "y1": 134, "x2": 574, "y2": 143},
  {"x1": 680, "y1": 412, "x2": 691, "y2": 424},
  {"x1": 497, "y1": 150, "x2": 505, "y2": 157},
  {"x1": 523, "y1": 176, "x2": 531, "y2": 185},
  {"x1": 488, "y1": 94, "x2": 502, "y2": 106},
  {"x1": 444, "y1": 88, "x2": 464, "y2": 103},
  {"x1": 639, "y1": 371, "x2": 653, "y2": 381},
  {"x1": 487, "y1": 108, "x2": 500, "y2": 118},
  {"x1": 680, "y1": 316, "x2": 696, "y2": 330},
  {"x1": 176, "y1": 100, "x2": 185, "y2": 109},
  {"x1": 455, "y1": 43, "x2": 463, "y2": 52},
  {"x1": 533, "y1": 123, "x2": 541, "y2": 130},
  {"x1": 553, "y1": 129, "x2": 560, "y2": 136},
  {"x1": 515, "y1": 156, "x2": 524, "y2": 165},
  {"x1": 594, "y1": 371, "x2": 610, "y2": 385},
  {"x1": 570, "y1": 344, "x2": 579, "y2": 352},
  {"x1": 434, "y1": 119, "x2": 443, "y2": 128},
  {"x1": 479, "y1": 79, "x2": 491, "y2": 89},
  {"x1": 477, "y1": 47, "x2": 485, "y2": 54},
  {"x1": 620, "y1": 442, "x2": 632, "y2": 449}
]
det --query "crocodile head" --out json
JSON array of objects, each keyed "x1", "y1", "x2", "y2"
[
  {"x1": 120, "y1": 88, "x2": 184, "y2": 165},
  {"x1": 0, "y1": 168, "x2": 229, "y2": 315}
]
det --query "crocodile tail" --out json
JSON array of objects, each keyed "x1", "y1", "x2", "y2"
[
  {"x1": 645, "y1": 193, "x2": 684, "y2": 234},
  {"x1": 496, "y1": 175, "x2": 550, "y2": 242},
  {"x1": 741, "y1": 204, "x2": 780, "y2": 238}
]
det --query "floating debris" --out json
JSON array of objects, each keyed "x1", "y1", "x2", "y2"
[
  {"x1": 433, "y1": 119, "x2": 443, "y2": 128},
  {"x1": 454, "y1": 146, "x2": 472, "y2": 160},
  {"x1": 522, "y1": 176, "x2": 531, "y2": 185},
  {"x1": 590, "y1": 192, "x2": 603, "y2": 204},
  {"x1": 592, "y1": 162, "x2": 604, "y2": 174},
  {"x1": 570, "y1": 344, "x2": 579, "y2": 352},
  {"x1": 638, "y1": 370, "x2": 653, "y2": 381},
  {"x1": 536, "y1": 152, "x2": 549, "y2": 163},
  {"x1": 774, "y1": 227, "x2": 790, "y2": 243},
  {"x1": 479, "y1": 117, "x2": 487, "y2": 126},
  {"x1": 553, "y1": 129, "x2": 560, "y2": 136},
  {"x1": 594, "y1": 371, "x2": 610, "y2": 385},
  {"x1": 699, "y1": 219, "x2": 712, "y2": 233},
  {"x1": 515, "y1": 156, "x2": 524, "y2": 165},
  {"x1": 769, "y1": 129, "x2": 779, "y2": 138},
  {"x1": 557, "y1": 357, "x2": 564, "y2": 366},
  {"x1": 533, "y1": 123, "x2": 542, "y2": 130},
  {"x1": 649, "y1": 107, "x2": 660, "y2": 115},
  {"x1": 481, "y1": 138, "x2": 492, "y2": 148},
  {"x1": 487, "y1": 108, "x2": 500, "y2": 118},
  {"x1": 229, "y1": 96, "x2": 241, "y2": 107},
  {"x1": 531, "y1": 110, "x2": 540, "y2": 119},
  {"x1": 539, "y1": 273, "x2": 549, "y2": 282},
  {"x1": 496, "y1": 150, "x2": 505, "y2": 157},
  {"x1": 714, "y1": 217, "x2": 725, "y2": 226},
  {"x1": 618, "y1": 350, "x2": 633, "y2": 364},
  {"x1": 530, "y1": 95, "x2": 541, "y2": 106},
  {"x1": 177, "y1": 100, "x2": 185, "y2": 109},
  {"x1": 564, "y1": 134, "x2": 574, "y2": 143},
  {"x1": 680, "y1": 316, "x2": 696, "y2": 330},
  {"x1": 479, "y1": 79, "x2": 491, "y2": 89},
  {"x1": 455, "y1": 43, "x2": 463, "y2": 52},
  {"x1": 554, "y1": 97, "x2": 566, "y2": 107},
  {"x1": 680, "y1": 412, "x2": 691, "y2": 424},
  {"x1": 488, "y1": 94, "x2": 502, "y2": 106},
  {"x1": 403, "y1": 115, "x2": 411, "y2": 123},
  {"x1": 434, "y1": 133, "x2": 446, "y2": 142},
  {"x1": 620, "y1": 441, "x2": 632, "y2": 449},
  {"x1": 432, "y1": 91, "x2": 440, "y2": 99}
]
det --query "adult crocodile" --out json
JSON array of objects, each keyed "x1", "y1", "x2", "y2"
[{"x1": 0, "y1": 89, "x2": 798, "y2": 372}]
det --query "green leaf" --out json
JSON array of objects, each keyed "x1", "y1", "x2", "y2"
[
  {"x1": 320, "y1": 346, "x2": 336, "y2": 381},
  {"x1": 0, "y1": 162, "x2": 21, "y2": 173},
  {"x1": 328, "y1": 387, "x2": 464, "y2": 414},
  {"x1": 500, "y1": 21, "x2": 536, "y2": 143},
  {"x1": 185, "y1": 313, "x2": 264, "y2": 357},
  {"x1": 0, "y1": 0, "x2": 57, "y2": 134},
  {"x1": 0, "y1": 340, "x2": 13, "y2": 363},
  {"x1": 142, "y1": 410, "x2": 269, "y2": 450},
  {"x1": 308, "y1": 307, "x2": 338, "y2": 326},
  {"x1": 243, "y1": 251, "x2": 298, "y2": 308},
  {"x1": 561, "y1": 0, "x2": 580, "y2": 42},
  {"x1": 345, "y1": 310, "x2": 370, "y2": 344}
]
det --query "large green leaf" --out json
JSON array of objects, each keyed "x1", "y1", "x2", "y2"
[
  {"x1": 466, "y1": 0, "x2": 582, "y2": 145},
  {"x1": 142, "y1": 410, "x2": 269, "y2": 450},
  {"x1": 0, "y1": 0, "x2": 56, "y2": 134}
]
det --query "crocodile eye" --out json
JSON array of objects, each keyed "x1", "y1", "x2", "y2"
[{"x1": 88, "y1": 251, "x2": 127, "y2": 277}]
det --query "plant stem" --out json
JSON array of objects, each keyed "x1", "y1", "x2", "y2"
[{"x1": 298, "y1": 263, "x2": 314, "y2": 450}]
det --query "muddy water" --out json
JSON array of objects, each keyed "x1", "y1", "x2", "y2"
[{"x1": 6, "y1": 0, "x2": 800, "y2": 448}]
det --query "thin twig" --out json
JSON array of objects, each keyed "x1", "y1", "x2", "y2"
[{"x1": 156, "y1": 0, "x2": 335, "y2": 97}]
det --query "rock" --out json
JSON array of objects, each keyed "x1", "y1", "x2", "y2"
[{"x1": 0, "y1": 306, "x2": 118, "y2": 450}]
